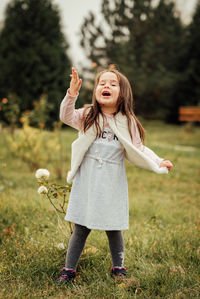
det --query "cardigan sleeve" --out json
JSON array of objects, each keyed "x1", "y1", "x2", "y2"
[
  {"x1": 59, "y1": 90, "x2": 85, "y2": 130},
  {"x1": 130, "y1": 117, "x2": 164, "y2": 167}
]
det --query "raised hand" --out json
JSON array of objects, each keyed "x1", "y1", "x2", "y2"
[{"x1": 69, "y1": 67, "x2": 82, "y2": 96}]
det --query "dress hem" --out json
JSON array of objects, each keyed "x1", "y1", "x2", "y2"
[{"x1": 64, "y1": 216, "x2": 129, "y2": 231}]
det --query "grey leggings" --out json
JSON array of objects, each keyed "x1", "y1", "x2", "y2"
[{"x1": 65, "y1": 224, "x2": 124, "y2": 270}]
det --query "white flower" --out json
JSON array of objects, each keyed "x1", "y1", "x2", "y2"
[
  {"x1": 35, "y1": 169, "x2": 50, "y2": 179},
  {"x1": 38, "y1": 186, "x2": 48, "y2": 195},
  {"x1": 57, "y1": 243, "x2": 65, "y2": 250}
]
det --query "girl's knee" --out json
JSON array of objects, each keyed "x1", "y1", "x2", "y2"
[{"x1": 74, "y1": 224, "x2": 91, "y2": 237}]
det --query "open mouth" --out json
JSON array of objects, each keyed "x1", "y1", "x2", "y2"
[{"x1": 102, "y1": 91, "x2": 111, "y2": 97}]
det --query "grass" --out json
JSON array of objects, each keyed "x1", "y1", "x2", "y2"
[{"x1": 0, "y1": 121, "x2": 200, "y2": 298}]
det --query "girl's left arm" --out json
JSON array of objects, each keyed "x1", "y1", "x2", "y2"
[{"x1": 130, "y1": 118, "x2": 173, "y2": 171}]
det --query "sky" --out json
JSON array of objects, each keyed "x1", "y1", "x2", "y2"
[{"x1": 0, "y1": 0, "x2": 198, "y2": 68}]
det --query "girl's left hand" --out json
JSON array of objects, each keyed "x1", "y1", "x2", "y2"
[{"x1": 160, "y1": 160, "x2": 173, "y2": 171}]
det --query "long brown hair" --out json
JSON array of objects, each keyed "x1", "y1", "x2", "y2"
[{"x1": 83, "y1": 69, "x2": 145, "y2": 142}]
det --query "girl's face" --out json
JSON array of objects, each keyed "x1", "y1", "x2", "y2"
[{"x1": 95, "y1": 72, "x2": 120, "y2": 114}]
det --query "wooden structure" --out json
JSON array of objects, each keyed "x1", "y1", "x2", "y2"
[{"x1": 179, "y1": 106, "x2": 200, "y2": 122}]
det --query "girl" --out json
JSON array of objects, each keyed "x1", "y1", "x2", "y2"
[{"x1": 56, "y1": 67, "x2": 173, "y2": 283}]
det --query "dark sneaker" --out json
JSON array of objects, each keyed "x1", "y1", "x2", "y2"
[
  {"x1": 111, "y1": 267, "x2": 127, "y2": 277},
  {"x1": 55, "y1": 268, "x2": 76, "y2": 284}
]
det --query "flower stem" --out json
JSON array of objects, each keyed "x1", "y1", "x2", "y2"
[
  {"x1": 69, "y1": 222, "x2": 73, "y2": 234},
  {"x1": 47, "y1": 194, "x2": 63, "y2": 214}
]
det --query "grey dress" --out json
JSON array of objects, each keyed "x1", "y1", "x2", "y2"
[{"x1": 65, "y1": 126, "x2": 129, "y2": 230}]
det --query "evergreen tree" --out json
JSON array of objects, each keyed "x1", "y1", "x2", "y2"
[
  {"x1": 80, "y1": 0, "x2": 184, "y2": 121},
  {"x1": 180, "y1": 0, "x2": 200, "y2": 106},
  {"x1": 168, "y1": 0, "x2": 200, "y2": 122},
  {"x1": 0, "y1": 0, "x2": 71, "y2": 123}
]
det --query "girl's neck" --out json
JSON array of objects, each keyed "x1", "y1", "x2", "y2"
[{"x1": 101, "y1": 106, "x2": 117, "y2": 115}]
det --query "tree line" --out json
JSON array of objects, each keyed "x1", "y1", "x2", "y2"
[{"x1": 0, "y1": 0, "x2": 199, "y2": 126}]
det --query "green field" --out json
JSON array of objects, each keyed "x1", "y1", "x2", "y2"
[{"x1": 0, "y1": 121, "x2": 200, "y2": 298}]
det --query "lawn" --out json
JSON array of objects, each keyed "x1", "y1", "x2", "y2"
[{"x1": 0, "y1": 121, "x2": 200, "y2": 298}]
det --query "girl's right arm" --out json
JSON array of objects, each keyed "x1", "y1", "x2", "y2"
[{"x1": 59, "y1": 67, "x2": 84, "y2": 130}]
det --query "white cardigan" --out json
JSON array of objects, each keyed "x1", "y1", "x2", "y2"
[{"x1": 67, "y1": 112, "x2": 168, "y2": 183}]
